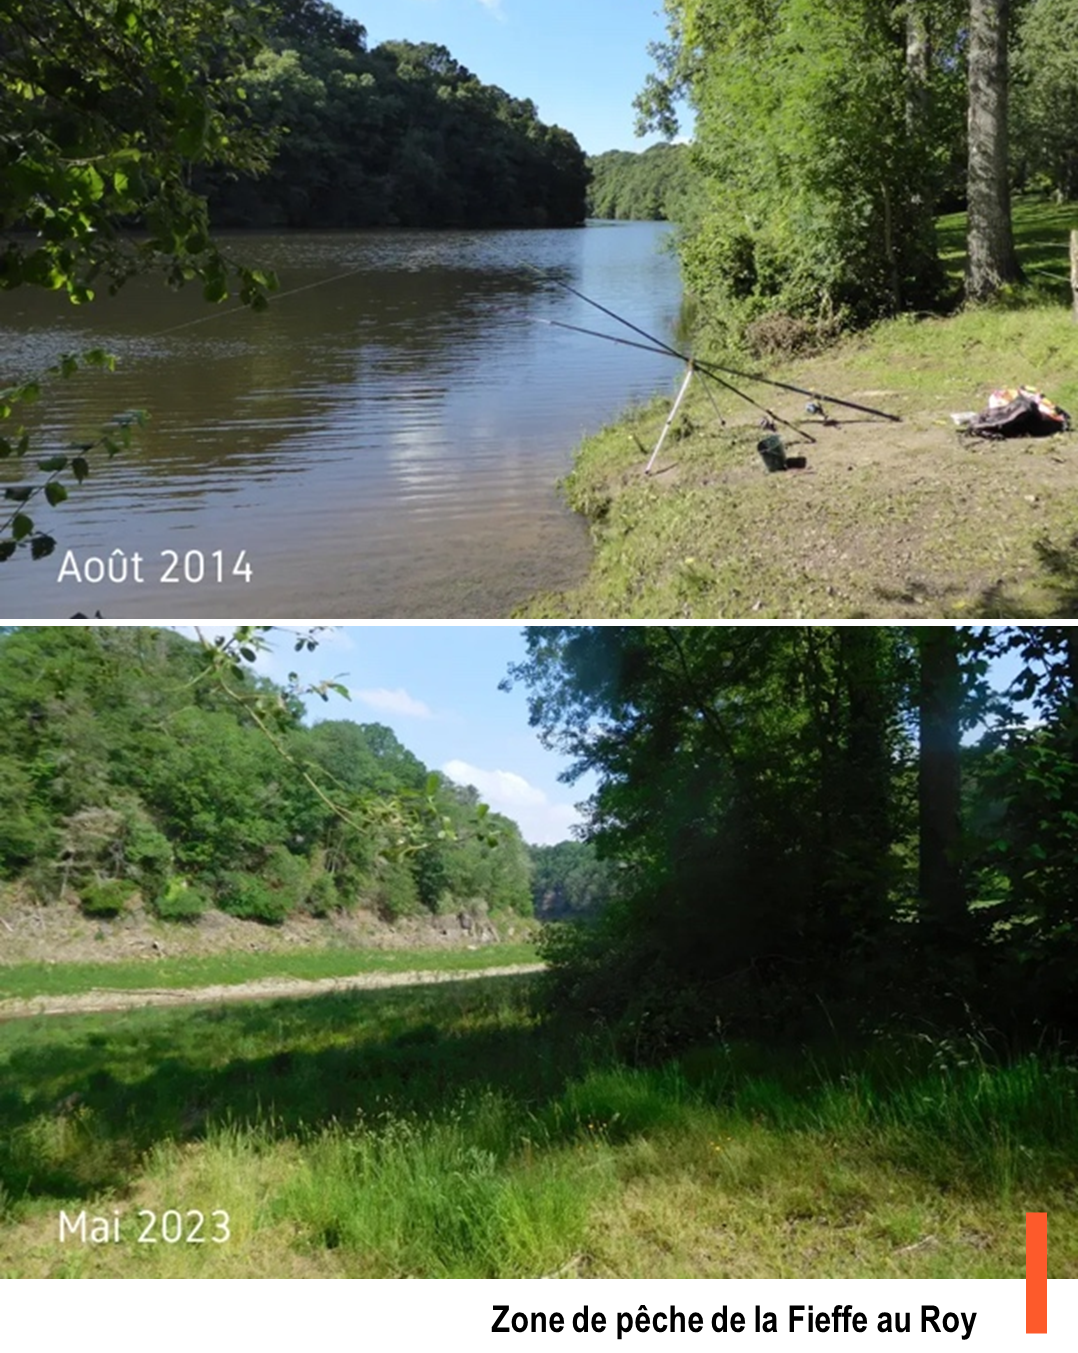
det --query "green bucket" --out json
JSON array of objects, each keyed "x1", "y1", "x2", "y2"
[{"x1": 757, "y1": 434, "x2": 787, "y2": 473}]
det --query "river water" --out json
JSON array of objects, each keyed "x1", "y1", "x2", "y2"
[{"x1": 0, "y1": 222, "x2": 682, "y2": 618}]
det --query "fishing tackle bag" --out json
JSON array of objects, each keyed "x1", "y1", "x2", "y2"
[{"x1": 966, "y1": 387, "x2": 1070, "y2": 439}]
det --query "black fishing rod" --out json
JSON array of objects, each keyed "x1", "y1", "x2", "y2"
[
  {"x1": 695, "y1": 356, "x2": 902, "y2": 423},
  {"x1": 531, "y1": 266, "x2": 900, "y2": 424},
  {"x1": 531, "y1": 269, "x2": 813, "y2": 443},
  {"x1": 533, "y1": 317, "x2": 678, "y2": 360}
]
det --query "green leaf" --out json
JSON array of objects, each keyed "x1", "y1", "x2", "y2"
[
  {"x1": 3, "y1": 486, "x2": 33, "y2": 503},
  {"x1": 12, "y1": 513, "x2": 33, "y2": 541},
  {"x1": 71, "y1": 457, "x2": 90, "y2": 483},
  {"x1": 37, "y1": 456, "x2": 69, "y2": 473},
  {"x1": 0, "y1": 540, "x2": 16, "y2": 562},
  {"x1": 31, "y1": 534, "x2": 56, "y2": 560},
  {"x1": 52, "y1": 354, "x2": 79, "y2": 378},
  {"x1": 45, "y1": 482, "x2": 69, "y2": 506}
]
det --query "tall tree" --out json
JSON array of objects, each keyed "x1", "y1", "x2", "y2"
[
  {"x1": 508, "y1": 626, "x2": 911, "y2": 1048},
  {"x1": 966, "y1": 0, "x2": 1022, "y2": 298},
  {"x1": 916, "y1": 628, "x2": 967, "y2": 943},
  {"x1": 636, "y1": 0, "x2": 948, "y2": 341}
]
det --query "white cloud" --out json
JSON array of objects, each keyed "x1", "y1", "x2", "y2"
[
  {"x1": 476, "y1": 0, "x2": 506, "y2": 19},
  {"x1": 443, "y1": 759, "x2": 580, "y2": 845},
  {"x1": 355, "y1": 687, "x2": 433, "y2": 719}
]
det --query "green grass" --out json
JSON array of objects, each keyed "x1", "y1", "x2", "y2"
[
  {"x1": 938, "y1": 198, "x2": 1078, "y2": 293},
  {"x1": 0, "y1": 942, "x2": 538, "y2": 1002},
  {"x1": 0, "y1": 976, "x2": 1075, "y2": 1278},
  {"x1": 523, "y1": 197, "x2": 1078, "y2": 621}
]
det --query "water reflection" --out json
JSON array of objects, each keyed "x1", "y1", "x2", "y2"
[{"x1": 0, "y1": 223, "x2": 681, "y2": 617}]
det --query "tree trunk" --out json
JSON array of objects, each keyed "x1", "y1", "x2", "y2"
[
  {"x1": 966, "y1": 0, "x2": 1021, "y2": 300},
  {"x1": 917, "y1": 628, "x2": 967, "y2": 944},
  {"x1": 899, "y1": 1, "x2": 945, "y2": 309},
  {"x1": 906, "y1": 2, "x2": 931, "y2": 136},
  {"x1": 837, "y1": 627, "x2": 893, "y2": 926}
]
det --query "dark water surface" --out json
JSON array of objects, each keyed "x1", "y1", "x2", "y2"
[{"x1": 0, "y1": 223, "x2": 682, "y2": 618}]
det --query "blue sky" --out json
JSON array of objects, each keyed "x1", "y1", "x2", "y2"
[
  {"x1": 171, "y1": 625, "x2": 1036, "y2": 846},
  {"x1": 181, "y1": 625, "x2": 593, "y2": 844},
  {"x1": 335, "y1": 0, "x2": 688, "y2": 154}
]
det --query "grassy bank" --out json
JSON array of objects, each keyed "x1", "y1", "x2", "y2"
[
  {"x1": 524, "y1": 200, "x2": 1078, "y2": 619},
  {"x1": 0, "y1": 942, "x2": 538, "y2": 1002},
  {"x1": 1, "y1": 975, "x2": 1075, "y2": 1278}
]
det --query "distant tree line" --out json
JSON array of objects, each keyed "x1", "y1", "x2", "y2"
[
  {"x1": 202, "y1": 3, "x2": 589, "y2": 229},
  {"x1": 0, "y1": 627, "x2": 534, "y2": 927},
  {"x1": 528, "y1": 840, "x2": 615, "y2": 920},
  {"x1": 586, "y1": 143, "x2": 698, "y2": 222}
]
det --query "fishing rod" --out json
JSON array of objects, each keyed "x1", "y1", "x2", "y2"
[
  {"x1": 532, "y1": 317, "x2": 680, "y2": 360},
  {"x1": 696, "y1": 355, "x2": 902, "y2": 423},
  {"x1": 530, "y1": 265, "x2": 813, "y2": 443},
  {"x1": 531, "y1": 266, "x2": 900, "y2": 425}
]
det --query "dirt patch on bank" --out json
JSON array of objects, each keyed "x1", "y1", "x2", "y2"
[
  {"x1": 528, "y1": 316, "x2": 1078, "y2": 619},
  {"x1": 0, "y1": 963, "x2": 545, "y2": 1021}
]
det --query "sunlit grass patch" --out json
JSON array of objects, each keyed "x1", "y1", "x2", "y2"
[
  {"x1": 0, "y1": 942, "x2": 539, "y2": 1002},
  {"x1": 0, "y1": 978, "x2": 1075, "y2": 1277}
]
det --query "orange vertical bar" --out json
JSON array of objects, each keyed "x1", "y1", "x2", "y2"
[{"x1": 1026, "y1": 1212, "x2": 1047, "y2": 1334}]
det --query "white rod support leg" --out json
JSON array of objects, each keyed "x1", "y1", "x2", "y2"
[{"x1": 645, "y1": 362, "x2": 694, "y2": 475}]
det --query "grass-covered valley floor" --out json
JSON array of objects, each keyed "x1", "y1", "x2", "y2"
[
  {"x1": 525, "y1": 201, "x2": 1078, "y2": 619},
  {"x1": 1, "y1": 973, "x2": 1075, "y2": 1278}
]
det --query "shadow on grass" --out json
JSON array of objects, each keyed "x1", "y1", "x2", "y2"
[
  {"x1": 867, "y1": 524, "x2": 1078, "y2": 620},
  {"x1": 3, "y1": 976, "x2": 1075, "y2": 1214},
  {"x1": 0, "y1": 976, "x2": 591, "y2": 1201},
  {"x1": 936, "y1": 197, "x2": 1078, "y2": 306},
  {"x1": 973, "y1": 531, "x2": 1078, "y2": 618}
]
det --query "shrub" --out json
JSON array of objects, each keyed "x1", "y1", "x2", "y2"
[
  {"x1": 217, "y1": 872, "x2": 290, "y2": 925},
  {"x1": 374, "y1": 859, "x2": 421, "y2": 921},
  {"x1": 261, "y1": 844, "x2": 309, "y2": 912},
  {"x1": 152, "y1": 877, "x2": 209, "y2": 923},
  {"x1": 120, "y1": 808, "x2": 174, "y2": 899},
  {"x1": 306, "y1": 872, "x2": 340, "y2": 917},
  {"x1": 79, "y1": 879, "x2": 137, "y2": 919}
]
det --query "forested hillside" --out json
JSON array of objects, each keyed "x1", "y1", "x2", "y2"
[
  {"x1": 586, "y1": 142, "x2": 697, "y2": 221},
  {"x1": 0, "y1": 627, "x2": 533, "y2": 926},
  {"x1": 202, "y1": 3, "x2": 589, "y2": 229}
]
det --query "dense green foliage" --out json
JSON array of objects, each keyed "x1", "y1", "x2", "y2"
[
  {"x1": 638, "y1": 1, "x2": 959, "y2": 341},
  {"x1": 0, "y1": 627, "x2": 532, "y2": 925},
  {"x1": 1012, "y1": 0, "x2": 1078, "y2": 198},
  {"x1": 586, "y1": 143, "x2": 698, "y2": 222},
  {"x1": 508, "y1": 626, "x2": 1078, "y2": 1057},
  {"x1": 202, "y1": 15, "x2": 588, "y2": 228},
  {"x1": 0, "y1": 0, "x2": 272, "y2": 305},
  {"x1": 528, "y1": 840, "x2": 615, "y2": 920},
  {"x1": 639, "y1": 0, "x2": 1078, "y2": 345}
]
